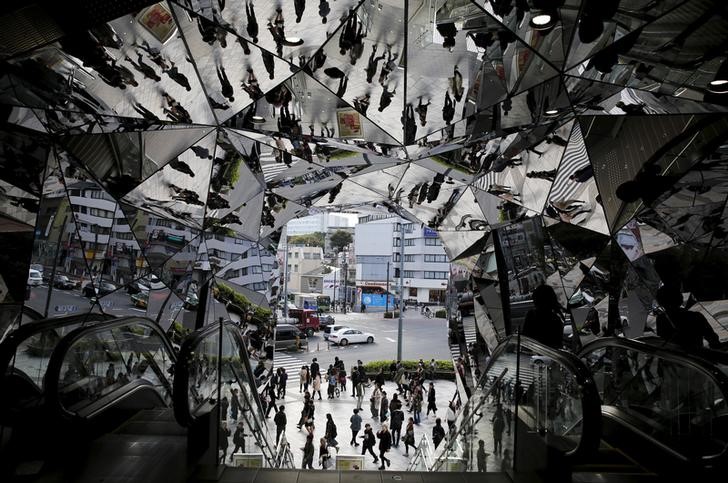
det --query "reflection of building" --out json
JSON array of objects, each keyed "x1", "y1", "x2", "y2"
[
  {"x1": 498, "y1": 219, "x2": 547, "y2": 296},
  {"x1": 285, "y1": 212, "x2": 354, "y2": 236},
  {"x1": 355, "y1": 216, "x2": 450, "y2": 306}
]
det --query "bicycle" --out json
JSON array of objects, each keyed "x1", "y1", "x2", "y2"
[{"x1": 424, "y1": 310, "x2": 434, "y2": 319}]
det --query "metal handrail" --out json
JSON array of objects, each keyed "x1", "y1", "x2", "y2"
[
  {"x1": 173, "y1": 320, "x2": 267, "y2": 428},
  {"x1": 406, "y1": 433, "x2": 435, "y2": 471},
  {"x1": 43, "y1": 316, "x2": 176, "y2": 419},
  {"x1": 579, "y1": 336, "x2": 728, "y2": 467}
]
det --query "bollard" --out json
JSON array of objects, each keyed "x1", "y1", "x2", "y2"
[{"x1": 317, "y1": 342, "x2": 320, "y2": 352}]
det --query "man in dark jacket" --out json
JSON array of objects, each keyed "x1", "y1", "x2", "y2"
[
  {"x1": 310, "y1": 358, "x2": 320, "y2": 380},
  {"x1": 432, "y1": 418, "x2": 446, "y2": 448},
  {"x1": 230, "y1": 421, "x2": 245, "y2": 460},
  {"x1": 274, "y1": 405, "x2": 287, "y2": 443},
  {"x1": 350, "y1": 408, "x2": 362, "y2": 446},
  {"x1": 376, "y1": 425, "x2": 392, "y2": 470},
  {"x1": 219, "y1": 422, "x2": 231, "y2": 463},
  {"x1": 360, "y1": 423, "x2": 378, "y2": 464},
  {"x1": 427, "y1": 382, "x2": 437, "y2": 416},
  {"x1": 390, "y1": 407, "x2": 404, "y2": 446}
]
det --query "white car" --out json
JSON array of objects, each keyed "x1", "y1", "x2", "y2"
[
  {"x1": 328, "y1": 328, "x2": 375, "y2": 346},
  {"x1": 27, "y1": 269, "x2": 43, "y2": 287}
]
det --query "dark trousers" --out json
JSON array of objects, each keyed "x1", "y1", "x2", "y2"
[
  {"x1": 230, "y1": 443, "x2": 244, "y2": 459},
  {"x1": 351, "y1": 429, "x2": 359, "y2": 444},
  {"x1": 391, "y1": 427, "x2": 401, "y2": 446},
  {"x1": 276, "y1": 426, "x2": 284, "y2": 443},
  {"x1": 379, "y1": 449, "x2": 390, "y2": 467},
  {"x1": 362, "y1": 444, "x2": 377, "y2": 460}
]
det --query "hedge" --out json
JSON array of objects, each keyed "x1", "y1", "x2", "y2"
[
  {"x1": 362, "y1": 360, "x2": 454, "y2": 373},
  {"x1": 213, "y1": 282, "x2": 272, "y2": 322},
  {"x1": 435, "y1": 309, "x2": 447, "y2": 318},
  {"x1": 383, "y1": 311, "x2": 400, "y2": 318}
]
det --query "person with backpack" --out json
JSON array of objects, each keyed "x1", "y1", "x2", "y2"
[{"x1": 230, "y1": 421, "x2": 245, "y2": 461}]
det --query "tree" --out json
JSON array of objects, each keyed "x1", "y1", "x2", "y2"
[
  {"x1": 330, "y1": 230, "x2": 353, "y2": 252},
  {"x1": 288, "y1": 232, "x2": 325, "y2": 247}
]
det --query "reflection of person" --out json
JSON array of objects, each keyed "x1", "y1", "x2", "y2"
[
  {"x1": 655, "y1": 285, "x2": 720, "y2": 351},
  {"x1": 477, "y1": 439, "x2": 489, "y2": 471},
  {"x1": 522, "y1": 285, "x2": 564, "y2": 349}
]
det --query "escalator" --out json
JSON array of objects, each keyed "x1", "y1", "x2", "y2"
[
  {"x1": 173, "y1": 320, "x2": 289, "y2": 468},
  {"x1": 579, "y1": 337, "x2": 728, "y2": 482},
  {"x1": 425, "y1": 334, "x2": 602, "y2": 479},
  {"x1": 0, "y1": 312, "x2": 114, "y2": 473}
]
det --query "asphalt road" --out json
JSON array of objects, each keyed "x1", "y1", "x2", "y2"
[
  {"x1": 25, "y1": 285, "x2": 195, "y2": 325},
  {"x1": 281, "y1": 310, "x2": 452, "y2": 368}
]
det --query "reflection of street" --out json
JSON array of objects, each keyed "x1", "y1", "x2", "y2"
[{"x1": 25, "y1": 285, "x2": 194, "y2": 323}]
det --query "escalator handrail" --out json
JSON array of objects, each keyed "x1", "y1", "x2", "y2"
[
  {"x1": 0, "y1": 312, "x2": 114, "y2": 380},
  {"x1": 579, "y1": 336, "x2": 728, "y2": 466},
  {"x1": 483, "y1": 334, "x2": 603, "y2": 462},
  {"x1": 43, "y1": 316, "x2": 176, "y2": 419},
  {"x1": 173, "y1": 320, "x2": 266, "y2": 428},
  {"x1": 579, "y1": 337, "x2": 728, "y2": 398}
]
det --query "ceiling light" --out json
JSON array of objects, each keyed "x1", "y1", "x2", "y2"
[
  {"x1": 530, "y1": 12, "x2": 557, "y2": 30},
  {"x1": 251, "y1": 116, "x2": 266, "y2": 123},
  {"x1": 544, "y1": 108, "x2": 559, "y2": 116},
  {"x1": 708, "y1": 79, "x2": 728, "y2": 94}
]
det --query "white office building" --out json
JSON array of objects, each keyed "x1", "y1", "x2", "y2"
[{"x1": 354, "y1": 216, "x2": 450, "y2": 307}]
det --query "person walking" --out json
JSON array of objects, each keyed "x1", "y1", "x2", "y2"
[
  {"x1": 327, "y1": 372, "x2": 337, "y2": 399},
  {"x1": 371, "y1": 385, "x2": 382, "y2": 418},
  {"x1": 278, "y1": 367, "x2": 288, "y2": 398},
  {"x1": 219, "y1": 422, "x2": 231, "y2": 463},
  {"x1": 297, "y1": 393, "x2": 312, "y2": 429},
  {"x1": 380, "y1": 391, "x2": 389, "y2": 422},
  {"x1": 350, "y1": 408, "x2": 362, "y2": 446},
  {"x1": 492, "y1": 405, "x2": 505, "y2": 456},
  {"x1": 361, "y1": 423, "x2": 378, "y2": 464},
  {"x1": 376, "y1": 424, "x2": 392, "y2": 470},
  {"x1": 390, "y1": 405, "x2": 404, "y2": 447},
  {"x1": 230, "y1": 388, "x2": 241, "y2": 421},
  {"x1": 299, "y1": 365, "x2": 308, "y2": 393},
  {"x1": 413, "y1": 390, "x2": 422, "y2": 424},
  {"x1": 325, "y1": 413, "x2": 339, "y2": 451},
  {"x1": 477, "y1": 439, "x2": 489, "y2": 472},
  {"x1": 319, "y1": 437, "x2": 331, "y2": 469},
  {"x1": 403, "y1": 417, "x2": 416, "y2": 456},
  {"x1": 426, "y1": 382, "x2": 437, "y2": 416},
  {"x1": 302, "y1": 433, "x2": 315, "y2": 469},
  {"x1": 230, "y1": 422, "x2": 245, "y2": 460},
  {"x1": 522, "y1": 285, "x2": 565, "y2": 349},
  {"x1": 351, "y1": 366, "x2": 359, "y2": 397},
  {"x1": 274, "y1": 405, "x2": 287, "y2": 443},
  {"x1": 432, "y1": 418, "x2": 445, "y2": 448},
  {"x1": 220, "y1": 395, "x2": 229, "y2": 421},
  {"x1": 446, "y1": 400, "x2": 457, "y2": 434},
  {"x1": 313, "y1": 373, "x2": 322, "y2": 400},
  {"x1": 310, "y1": 357, "x2": 320, "y2": 381},
  {"x1": 265, "y1": 381, "x2": 277, "y2": 418}
]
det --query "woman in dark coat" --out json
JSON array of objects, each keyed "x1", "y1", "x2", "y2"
[{"x1": 376, "y1": 424, "x2": 392, "y2": 470}]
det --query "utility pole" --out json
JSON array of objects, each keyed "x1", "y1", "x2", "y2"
[
  {"x1": 385, "y1": 261, "x2": 390, "y2": 314},
  {"x1": 333, "y1": 260, "x2": 337, "y2": 312},
  {"x1": 397, "y1": 221, "x2": 405, "y2": 361},
  {"x1": 282, "y1": 226, "x2": 289, "y2": 319},
  {"x1": 343, "y1": 253, "x2": 348, "y2": 314}
]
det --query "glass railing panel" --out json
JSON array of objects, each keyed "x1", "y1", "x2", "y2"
[
  {"x1": 582, "y1": 342, "x2": 728, "y2": 462},
  {"x1": 220, "y1": 325, "x2": 274, "y2": 467},
  {"x1": 187, "y1": 330, "x2": 220, "y2": 416},
  {"x1": 53, "y1": 321, "x2": 174, "y2": 416}
]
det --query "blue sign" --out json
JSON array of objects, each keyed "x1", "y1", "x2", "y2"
[
  {"x1": 423, "y1": 227, "x2": 438, "y2": 238},
  {"x1": 361, "y1": 294, "x2": 389, "y2": 307}
]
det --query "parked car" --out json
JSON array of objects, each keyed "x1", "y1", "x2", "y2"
[
  {"x1": 52, "y1": 275, "x2": 75, "y2": 290},
  {"x1": 131, "y1": 291, "x2": 148, "y2": 309},
  {"x1": 27, "y1": 269, "x2": 43, "y2": 287},
  {"x1": 275, "y1": 324, "x2": 306, "y2": 351},
  {"x1": 323, "y1": 324, "x2": 349, "y2": 341},
  {"x1": 82, "y1": 280, "x2": 117, "y2": 298},
  {"x1": 328, "y1": 327, "x2": 375, "y2": 346},
  {"x1": 183, "y1": 292, "x2": 199, "y2": 310},
  {"x1": 319, "y1": 314, "x2": 336, "y2": 326}
]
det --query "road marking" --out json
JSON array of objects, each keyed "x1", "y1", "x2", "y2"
[
  {"x1": 385, "y1": 337, "x2": 396, "y2": 343},
  {"x1": 130, "y1": 308, "x2": 146, "y2": 312}
]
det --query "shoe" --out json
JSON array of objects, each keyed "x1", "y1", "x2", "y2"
[
  {"x1": 355, "y1": 443, "x2": 360, "y2": 447},
  {"x1": 378, "y1": 466, "x2": 385, "y2": 470},
  {"x1": 373, "y1": 458, "x2": 379, "y2": 463},
  {"x1": 405, "y1": 452, "x2": 409, "y2": 456},
  {"x1": 386, "y1": 459, "x2": 390, "y2": 467}
]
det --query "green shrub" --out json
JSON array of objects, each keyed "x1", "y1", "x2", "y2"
[
  {"x1": 362, "y1": 359, "x2": 454, "y2": 374},
  {"x1": 435, "y1": 309, "x2": 447, "y2": 318},
  {"x1": 383, "y1": 311, "x2": 400, "y2": 319}
]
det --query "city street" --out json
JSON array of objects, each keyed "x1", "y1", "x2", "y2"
[{"x1": 274, "y1": 310, "x2": 453, "y2": 376}]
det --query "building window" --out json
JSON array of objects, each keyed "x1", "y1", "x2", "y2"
[
  {"x1": 425, "y1": 238, "x2": 442, "y2": 246},
  {"x1": 423, "y1": 271, "x2": 448, "y2": 279},
  {"x1": 404, "y1": 239, "x2": 415, "y2": 246},
  {"x1": 252, "y1": 265, "x2": 262, "y2": 274},
  {"x1": 242, "y1": 267, "x2": 249, "y2": 276},
  {"x1": 294, "y1": 264, "x2": 299, "y2": 272},
  {"x1": 403, "y1": 271, "x2": 416, "y2": 278},
  {"x1": 393, "y1": 238, "x2": 401, "y2": 247},
  {"x1": 409, "y1": 287, "x2": 417, "y2": 297},
  {"x1": 424, "y1": 254, "x2": 448, "y2": 263}
]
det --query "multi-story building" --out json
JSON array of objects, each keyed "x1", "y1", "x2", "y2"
[
  {"x1": 284, "y1": 245, "x2": 324, "y2": 293},
  {"x1": 354, "y1": 216, "x2": 450, "y2": 307},
  {"x1": 285, "y1": 212, "x2": 355, "y2": 236}
]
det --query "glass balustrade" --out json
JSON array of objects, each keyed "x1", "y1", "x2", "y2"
[
  {"x1": 45, "y1": 317, "x2": 175, "y2": 418},
  {"x1": 581, "y1": 338, "x2": 728, "y2": 468}
]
